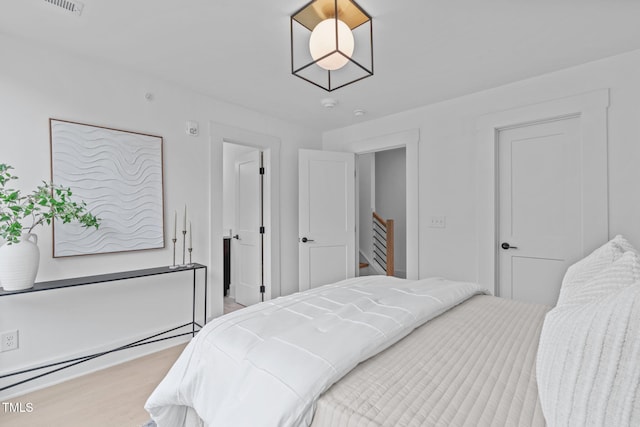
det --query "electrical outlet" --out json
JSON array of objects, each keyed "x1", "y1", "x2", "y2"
[
  {"x1": 429, "y1": 216, "x2": 446, "y2": 228},
  {"x1": 1, "y1": 330, "x2": 19, "y2": 352}
]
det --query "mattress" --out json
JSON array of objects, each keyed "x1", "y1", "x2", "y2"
[{"x1": 311, "y1": 295, "x2": 550, "y2": 427}]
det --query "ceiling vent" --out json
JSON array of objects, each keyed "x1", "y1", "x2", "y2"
[{"x1": 44, "y1": 0, "x2": 84, "y2": 15}]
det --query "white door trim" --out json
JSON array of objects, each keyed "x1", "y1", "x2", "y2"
[
  {"x1": 476, "y1": 89, "x2": 609, "y2": 294},
  {"x1": 210, "y1": 123, "x2": 281, "y2": 318}
]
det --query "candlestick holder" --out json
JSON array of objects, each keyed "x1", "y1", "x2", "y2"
[
  {"x1": 169, "y1": 238, "x2": 179, "y2": 269},
  {"x1": 180, "y1": 230, "x2": 187, "y2": 267},
  {"x1": 187, "y1": 247, "x2": 194, "y2": 268}
]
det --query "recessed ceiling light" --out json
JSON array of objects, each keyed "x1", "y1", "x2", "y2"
[{"x1": 354, "y1": 109, "x2": 366, "y2": 117}]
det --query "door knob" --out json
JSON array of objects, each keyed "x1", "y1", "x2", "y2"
[
  {"x1": 301, "y1": 237, "x2": 314, "y2": 243},
  {"x1": 501, "y1": 242, "x2": 518, "y2": 250},
  {"x1": 233, "y1": 234, "x2": 240, "y2": 240}
]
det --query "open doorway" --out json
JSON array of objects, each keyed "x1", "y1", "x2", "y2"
[
  {"x1": 210, "y1": 123, "x2": 281, "y2": 319},
  {"x1": 357, "y1": 147, "x2": 407, "y2": 278}
]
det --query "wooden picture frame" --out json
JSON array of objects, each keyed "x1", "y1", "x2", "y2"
[{"x1": 49, "y1": 119, "x2": 165, "y2": 257}]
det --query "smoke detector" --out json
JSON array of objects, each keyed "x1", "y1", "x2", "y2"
[
  {"x1": 44, "y1": 0, "x2": 84, "y2": 15},
  {"x1": 320, "y1": 98, "x2": 338, "y2": 109}
]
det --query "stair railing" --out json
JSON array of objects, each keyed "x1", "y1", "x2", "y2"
[{"x1": 372, "y1": 211, "x2": 394, "y2": 276}]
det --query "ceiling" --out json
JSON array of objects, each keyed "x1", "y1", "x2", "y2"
[{"x1": 3, "y1": 1, "x2": 640, "y2": 132}]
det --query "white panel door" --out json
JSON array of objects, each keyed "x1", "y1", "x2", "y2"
[
  {"x1": 498, "y1": 117, "x2": 582, "y2": 306},
  {"x1": 299, "y1": 149, "x2": 355, "y2": 291},
  {"x1": 233, "y1": 150, "x2": 262, "y2": 306}
]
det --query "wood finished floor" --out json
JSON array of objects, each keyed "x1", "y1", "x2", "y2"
[
  {"x1": 0, "y1": 344, "x2": 186, "y2": 427},
  {"x1": 224, "y1": 296, "x2": 245, "y2": 314},
  {"x1": 0, "y1": 298, "x2": 245, "y2": 427}
]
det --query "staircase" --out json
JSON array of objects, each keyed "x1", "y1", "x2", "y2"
[{"x1": 372, "y1": 212, "x2": 395, "y2": 276}]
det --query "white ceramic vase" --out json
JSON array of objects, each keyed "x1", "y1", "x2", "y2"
[{"x1": 0, "y1": 232, "x2": 40, "y2": 291}]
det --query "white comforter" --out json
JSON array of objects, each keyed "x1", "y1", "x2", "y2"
[{"x1": 145, "y1": 276, "x2": 486, "y2": 427}]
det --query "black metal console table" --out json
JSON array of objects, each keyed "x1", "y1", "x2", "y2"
[{"x1": 0, "y1": 263, "x2": 207, "y2": 392}]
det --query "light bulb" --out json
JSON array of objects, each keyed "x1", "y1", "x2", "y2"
[{"x1": 309, "y1": 18, "x2": 354, "y2": 71}]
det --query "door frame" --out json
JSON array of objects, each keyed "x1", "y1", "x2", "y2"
[
  {"x1": 329, "y1": 129, "x2": 420, "y2": 279},
  {"x1": 476, "y1": 89, "x2": 609, "y2": 295},
  {"x1": 210, "y1": 123, "x2": 281, "y2": 318}
]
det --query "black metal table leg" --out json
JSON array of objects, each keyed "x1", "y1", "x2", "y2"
[
  {"x1": 204, "y1": 266, "x2": 208, "y2": 326},
  {"x1": 192, "y1": 269, "x2": 196, "y2": 337}
]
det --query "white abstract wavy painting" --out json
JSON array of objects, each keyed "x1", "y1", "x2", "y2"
[{"x1": 50, "y1": 120, "x2": 164, "y2": 257}]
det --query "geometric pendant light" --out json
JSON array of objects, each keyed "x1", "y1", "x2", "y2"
[{"x1": 291, "y1": 0, "x2": 373, "y2": 91}]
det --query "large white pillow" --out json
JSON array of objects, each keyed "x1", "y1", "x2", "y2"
[
  {"x1": 613, "y1": 234, "x2": 639, "y2": 254},
  {"x1": 562, "y1": 251, "x2": 640, "y2": 306},
  {"x1": 558, "y1": 235, "x2": 636, "y2": 306},
  {"x1": 537, "y1": 251, "x2": 640, "y2": 426}
]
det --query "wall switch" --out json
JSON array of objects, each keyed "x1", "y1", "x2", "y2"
[
  {"x1": 429, "y1": 216, "x2": 446, "y2": 228},
  {"x1": 1, "y1": 330, "x2": 19, "y2": 352},
  {"x1": 186, "y1": 120, "x2": 199, "y2": 136}
]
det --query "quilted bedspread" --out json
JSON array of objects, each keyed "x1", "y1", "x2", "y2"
[{"x1": 311, "y1": 295, "x2": 550, "y2": 427}]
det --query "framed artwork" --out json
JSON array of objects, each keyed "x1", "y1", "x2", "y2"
[{"x1": 49, "y1": 119, "x2": 165, "y2": 257}]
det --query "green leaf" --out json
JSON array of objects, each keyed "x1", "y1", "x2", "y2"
[{"x1": 0, "y1": 164, "x2": 101, "y2": 241}]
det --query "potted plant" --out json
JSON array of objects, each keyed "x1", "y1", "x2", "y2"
[{"x1": 0, "y1": 163, "x2": 100, "y2": 291}]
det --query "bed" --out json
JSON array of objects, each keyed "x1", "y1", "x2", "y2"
[{"x1": 145, "y1": 235, "x2": 640, "y2": 427}]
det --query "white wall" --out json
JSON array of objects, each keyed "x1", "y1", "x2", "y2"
[
  {"x1": 0, "y1": 34, "x2": 320, "y2": 397},
  {"x1": 375, "y1": 148, "x2": 407, "y2": 277},
  {"x1": 324, "y1": 49, "x2": 640, "y2": 283},
  {"x1": 357, "y1": 153, "x2": 374, "y2": 264}
]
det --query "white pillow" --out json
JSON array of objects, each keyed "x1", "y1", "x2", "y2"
[
  {"x1": 537, "y1": 251, "x2": 640, "y2": 426},
  {"x1": 613, "y1": 234, "x2": 639, "y2": 255},
  {"x1": 558, "y1": 235, "x2": 635, "y2": 306},
  {"x1": 562, "y1": 251, "x2": 640, "y2": 306}
]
